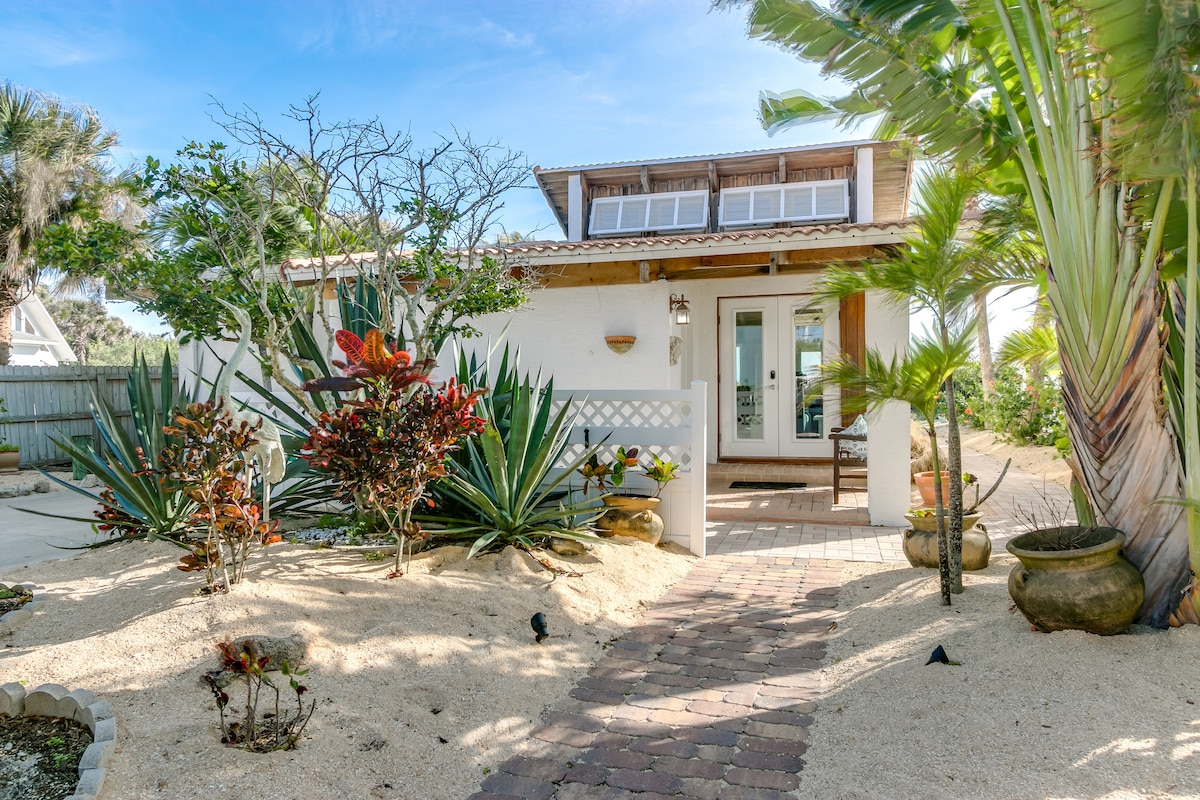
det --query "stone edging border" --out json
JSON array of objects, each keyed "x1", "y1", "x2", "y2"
[
  {"x1": 0, "y1": 582, "x2": 45, "y2": 633},
  {"x1": 0, "y1": 682, "x2": 116, "y2": 800}
]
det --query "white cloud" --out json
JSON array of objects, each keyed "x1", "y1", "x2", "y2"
[{"x1": 0, "y1": 30, "x2": 108, "y2": 67}]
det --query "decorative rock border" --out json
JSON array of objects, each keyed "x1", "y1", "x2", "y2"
[
  {"x1": 0, "y1": 682, "x2": 116, "y2": 800},
  {"x1": 0, "y1": 582, "x2": 44, "y2": 634}
]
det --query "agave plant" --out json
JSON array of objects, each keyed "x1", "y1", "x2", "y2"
[
  {"x1": 32, "y1": 350, "x2": 199, "y2": 542},
  {"x1": 426, "y1": 371, "x2": 605, "y2": 559}
]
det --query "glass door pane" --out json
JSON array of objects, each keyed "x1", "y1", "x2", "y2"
[
  {"x1": 734, "y1": 310, "x2": 764, "y2": 440},
  {"x1": 793, "y1": 308, "x2": 824, "y2": 439}
]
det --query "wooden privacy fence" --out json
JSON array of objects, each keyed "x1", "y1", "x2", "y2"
[
  {"x1": 551, "y1": 380, "x2": 707, "y2": 557},
  {"x1": 0, "y1": 365, "x2": 177, "y2": 467}
]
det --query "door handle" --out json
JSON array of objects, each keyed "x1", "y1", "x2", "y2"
[{"x1": 766, "y1": 384, "x2": 776, "y2": 390}]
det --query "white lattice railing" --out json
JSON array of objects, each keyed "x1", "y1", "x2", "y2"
[{"x1": 551, "y1": 381, "x2": 707, "y2": 557}]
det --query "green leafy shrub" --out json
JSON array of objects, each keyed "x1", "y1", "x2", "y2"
[{"x1": 950, "y1": 361, "x2": 1067, "y2": 446}]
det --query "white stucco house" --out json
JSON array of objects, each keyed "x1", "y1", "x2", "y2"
[
  {"x1": 8, "y1": 294, "x2": 77, "y2": 366},
  {"x1": 185, "y1": 139, "x2": 916, "y2": 532},
  {"x1": 461, "y1": 140, "x2": 916, "y2": 525}
]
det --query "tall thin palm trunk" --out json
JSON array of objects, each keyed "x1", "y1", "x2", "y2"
[
  {"x1": 975, "y1": 292, "x2": 994, "y2": 424},
  {"x1": 944, "y1": 374, "x2": 964, "y2": 592}
]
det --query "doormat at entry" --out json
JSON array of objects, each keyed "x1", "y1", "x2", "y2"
[{"x1": 729, "y1": 481, "x2": 807, "y2": 490}]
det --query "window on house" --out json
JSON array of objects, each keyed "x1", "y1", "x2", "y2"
[
  {"x1": 718, "y1": 179, "x2": 850, "y2": 229},
  {"x1": 588, "y1": 189, "x2": 709, "y2": 237},
  {"x1": 11, "y1": 307, "x2": 36, "y2": 336}
]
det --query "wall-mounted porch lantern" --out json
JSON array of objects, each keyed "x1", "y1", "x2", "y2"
[{"x1": 669, "y1": 294, "x2": 690, "y2": 325}]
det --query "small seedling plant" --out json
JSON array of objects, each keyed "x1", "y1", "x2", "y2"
[
  {"x1": 204, "y1": 640, "x2": 315, "y2": 752},
  {"x1": 161, "y1": 400, "x2": 280, "y2": 593},
  {"x1": 579, "y1": 448, "x2": 681, "y2": 498}
]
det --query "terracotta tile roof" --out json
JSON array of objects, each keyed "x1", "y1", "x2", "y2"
[
  {"x1": 278, "y1": 220, "x2": 911, "y2": 272},
  {"x1": 477, "y1": 219, "x2": 912, "y2": 257}
]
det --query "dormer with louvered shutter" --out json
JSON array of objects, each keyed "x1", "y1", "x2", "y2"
[
  {"x1": 588, "y1": 189, "x2": 709, "y2": 237},
  {"x1": 718, "y1": 179, "x2": 849, "y2": 229},
  {"x1": 534, "y1": 141, "x2": 904, "y2": 241}
]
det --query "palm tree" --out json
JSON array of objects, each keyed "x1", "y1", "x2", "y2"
[
  {"x1": 734, "y1": 0, "x2": 1192, "y2": 627},
  {"x1": 824, "y1": 331, "x2": 973, "y2": 604},
  {"x1": 816, "y1": 165, "x2": 1001, "y2": 592},
  {"x1": 0, "y1": 83, "x2": 119, "y2": 365}
]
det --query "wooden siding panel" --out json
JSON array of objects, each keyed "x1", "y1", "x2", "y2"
[{"x1": 839, "y1": 292, "x2": 866, "y2": 427}]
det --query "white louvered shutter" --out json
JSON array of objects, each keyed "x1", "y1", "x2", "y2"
[
  {"x1": 618, "y1": 198, "x2": 648, "y2": 230},
  {"x1": 721, "y1": 189, "x2": 753, "y2": 225},
  {"x1": 590, "y1": 198, "x2": 621, "y2": 234},
  {"x1": 676, "y1": 193, "x2": 707, "y2": 227},
  {"x1": 719, "y1": 179, "x2": 850, "y2": 228},
  {"x1": 648, "y1": 196, "x2": 677, "y2": 228},
  {"x1": 813, "y1": 183, "x2": 848, "y2": 218},
  {"x1": 588, "y1": 190, "x2": 710, "y2": 236},
  {"x1": 783, "y1": 185, "x2": 814, "y2": 219},
  {"x1": 751, "y1": 187, "x2": 781, "y2": 222}
]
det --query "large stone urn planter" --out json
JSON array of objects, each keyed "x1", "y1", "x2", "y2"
[
  {"x1": 1006, "y1": 527, "x2": 1144, "y2": 635},
  {"x1": 594, "y1": 496, "x2": 664, "y2": 545},
  {"x1": 902, "y1": 513, "x2": 990, "y2": 570},
  {"x1": 913, "y1": 471, "x2": 949, "y2": 507}
]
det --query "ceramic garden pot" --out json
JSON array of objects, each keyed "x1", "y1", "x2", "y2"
[
  {"x1": 1006, "y1": 527, "x2": 1144, "y2": 635},
  {"x1": 595, "y1": 496, "x2": 664, "y2": 545},
  {"x1": 0, "y1": 449, "x2": 18, "y2": 474},
  {"x1": 913, "y1": 471, "x2": 949, "y2": 507},
  {"x1": 902, "y1": 514, "x2": 990, "y2": 571},
  {"x1": 904, "y1": 512, "x2": 981, "y2": 533}
]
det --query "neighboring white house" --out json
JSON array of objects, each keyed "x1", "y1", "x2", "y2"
[
  {"x1": 184, "y1": 139, "x2": 917, "y2": 527},
  {"x1": 8, "y1": 295, "x2": 77, "y2": 366}
]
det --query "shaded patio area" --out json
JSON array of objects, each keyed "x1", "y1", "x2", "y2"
[
  {"x1": 706, "y1": 462, "x2": 869, "y2": 527},
  {"x1": 704, "y1": 437, "x2": 1073, "y2": 562}
]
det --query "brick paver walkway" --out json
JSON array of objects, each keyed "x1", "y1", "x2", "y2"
[
  {"x1": 469, "y1": 556, "x2": 842, "y2": 800},
  {"x1": 470, "y1": 437, "x2": 1070, "y2": 798}
]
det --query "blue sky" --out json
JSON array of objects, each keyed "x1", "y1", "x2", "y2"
[
  {"x1": 4, "y1": 2, "x2": 849, "y2": 234},
  {"x1": 3, "y1": 1, "x2": 1032, "y2": 336}
]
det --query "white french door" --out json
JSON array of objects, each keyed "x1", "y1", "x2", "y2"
[{"x1": 718, "y1": 295, "x2": 839, "y2": 458}]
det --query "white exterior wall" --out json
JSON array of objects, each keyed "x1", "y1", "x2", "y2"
[
  {"x1": 864, "y1": 290, "x2": 910, "y2": 525},
  {"x1": 461, "y1": 283, "x2": 676, "y2": 390}
]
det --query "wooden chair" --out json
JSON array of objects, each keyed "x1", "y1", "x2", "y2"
[{"x1": 829, "y1": 426, "x2": 867, "y2": 504}]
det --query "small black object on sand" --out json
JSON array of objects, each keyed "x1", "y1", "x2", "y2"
[
  {"x1": 925, "y1": 644, "x2": 950, "y2": 665},
  {"x1": 531, "y1": 612, "x2": 549, "y2": 643}
]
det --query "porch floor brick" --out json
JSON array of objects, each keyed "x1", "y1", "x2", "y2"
[{"x1": 470, "y1": 554, "x2": 841, "y2": 799}]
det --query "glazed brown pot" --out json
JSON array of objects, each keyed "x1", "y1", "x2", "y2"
[
  {"x1": 1006, "y1": 527, "x2": 1144, "y2": 635},
  {"x1": 902, "y1": 516, "x2": 991, "y2": 571},
  {"x1": 594, "y1": 496, "x2": 664, "y2": 545},
  {"x1": 913, "y1": 471, "x2": 949, "y2": 507},
  {"x1": 0, "y1": 449, "x2": 18, "y2": 474},
  {"x1": 904, "y1": 512, "x2": 981, "y2": 533}
]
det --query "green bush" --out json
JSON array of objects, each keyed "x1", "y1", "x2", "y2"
[{"x1": 949, "y1": 361, "x2": 1067, "y2": 447}]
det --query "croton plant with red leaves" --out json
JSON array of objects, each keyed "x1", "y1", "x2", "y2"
[
  {"x1": 302, "y1": 330, "x2": 485, "y2": 576},
  {"x1": 302, "y1": 329, "x2": 436, "y2": 401}
]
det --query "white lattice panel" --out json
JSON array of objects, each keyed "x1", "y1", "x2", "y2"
[{"x1": 549, "y1": 385, "x2": 706, "y2": 557}]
